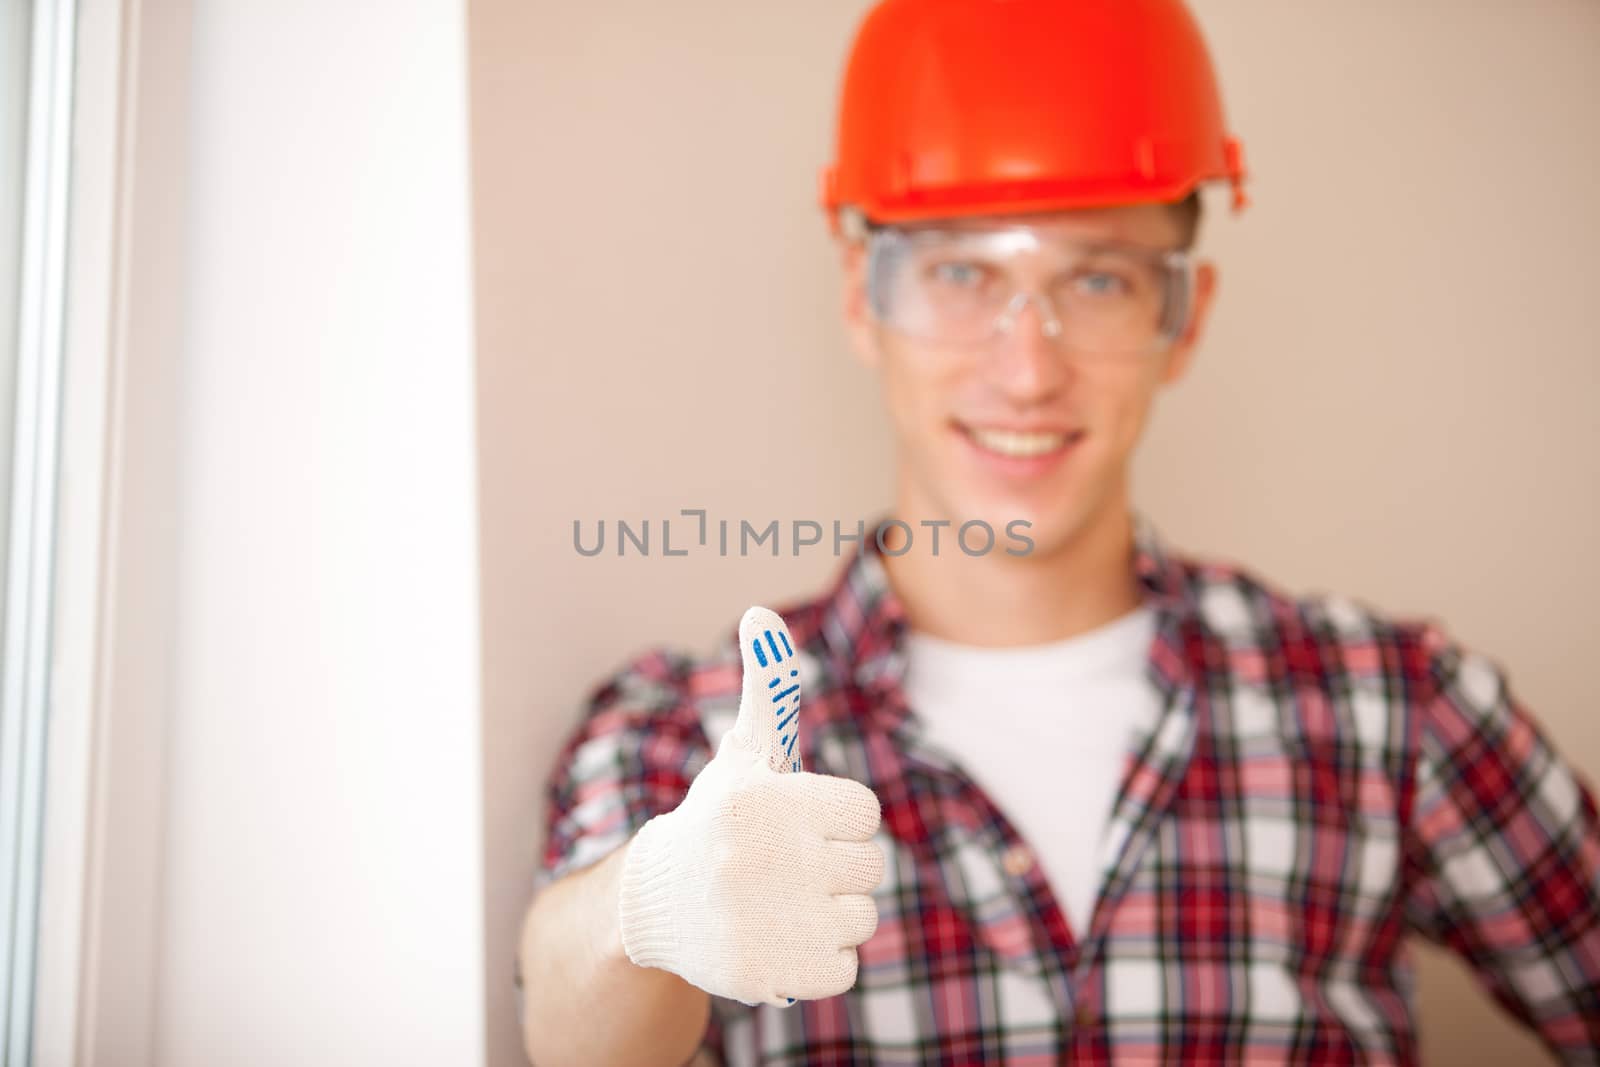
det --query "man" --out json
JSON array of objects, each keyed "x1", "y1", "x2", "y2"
[{"x1": 517, "y1": 1, "x2": 1600, "y2": 1063}]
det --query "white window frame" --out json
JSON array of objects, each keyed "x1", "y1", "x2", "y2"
[
  {"x1": 30, "y1": 0, "x2": 189, "y2": 1064},
  {"x1": 4, "y1": 0, "x2": 78, "y2": 1060}
]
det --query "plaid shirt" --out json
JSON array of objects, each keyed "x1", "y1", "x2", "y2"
[{"x1": 531, "y1": 516, "x2": 1600, "y2": 1065}]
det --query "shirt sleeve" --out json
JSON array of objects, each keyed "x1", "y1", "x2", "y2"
[
  {"x1": 532, "y1": 648, "x2": 712, "y2": 896},
  {"x1": 522, "y1": 647, "x2": 748, "y2": 1066},
  {"x1": 1401, "y1": 626, "x2": 1600, "y2": 1062}
]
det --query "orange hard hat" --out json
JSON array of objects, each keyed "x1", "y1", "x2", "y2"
[{"x1": 820, "y1": 0, "x2": 1248, "y2": 229}]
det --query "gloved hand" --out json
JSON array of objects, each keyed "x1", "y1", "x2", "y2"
[{"x1": 617, "y1": 606, "x2": 885, "y2": 1007}]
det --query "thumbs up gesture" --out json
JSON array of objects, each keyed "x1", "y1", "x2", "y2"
[{"x1": 617, "y1": 607, "x2": 885, "y2": 1007}]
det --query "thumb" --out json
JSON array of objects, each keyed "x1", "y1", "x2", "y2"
[{"x1": 730, "y1": 606, "x2": 804, "y2": 774}]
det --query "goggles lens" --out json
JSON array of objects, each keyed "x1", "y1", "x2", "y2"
[{"x1": 865, "y1": 225, "x2": 1192, "y2": 356}]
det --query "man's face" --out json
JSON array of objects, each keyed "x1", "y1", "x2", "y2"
[{"x1": 841, "y1": 203, "x2": 1217, "y2": 559}]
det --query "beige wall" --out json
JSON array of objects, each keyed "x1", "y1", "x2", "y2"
[{"x1": 470, "y1": 2, "x2": 1599, "y2": 1064}]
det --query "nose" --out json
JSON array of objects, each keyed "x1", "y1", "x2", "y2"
[
  {"x1": 1005, "y1": 291, "x2": 1063, "y2": 340},
  {"x1": 989, "y1": 292, "x2": 1070, "y2": 401}
]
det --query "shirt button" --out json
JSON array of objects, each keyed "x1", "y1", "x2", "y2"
[
  {"x1": 1074, "y1": 1003, "x2": 1094, "y2": 1028},
  {"x1": 1001, "y1": 843, "x2": 1034, "y2": 877}
]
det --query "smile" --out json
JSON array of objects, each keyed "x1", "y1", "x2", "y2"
[{"x1": 964, "y1": 426, "x2": 1080, "y2": 459}]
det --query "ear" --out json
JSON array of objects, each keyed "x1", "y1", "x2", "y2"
[
  {"x1": 838, "y1": 239, "x2": 881, "y2": 370},
  {"x1": 1159, "y1": 259, "x2": 1217, "y2": 386}
]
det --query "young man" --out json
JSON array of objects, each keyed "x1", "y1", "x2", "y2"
[{"x1": 517, "y1": 1, "x2": 1600, "y2": 1064}]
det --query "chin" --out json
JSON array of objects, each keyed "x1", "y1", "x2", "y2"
[
  {"x1": 949, "y1": 474, "x2": 1120, "y2": 560},
  {"x1": 919, "y1": 490, "x2": 1067, "y2": 560},
  {"x1": 1013, "y1": 509, "x2": 1096, "y2": 559},
  {"x1": 906, "y1": 428, "x2": 1124, "y2": 556}
]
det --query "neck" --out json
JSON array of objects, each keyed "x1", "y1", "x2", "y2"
[{"x1": 881, "y1": 489, "x2": 1142, "y2": 648}]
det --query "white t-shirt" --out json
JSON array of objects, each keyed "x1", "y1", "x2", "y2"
[{"x1": 902, "y1": 606, "x2": 1162, "y2": 940}]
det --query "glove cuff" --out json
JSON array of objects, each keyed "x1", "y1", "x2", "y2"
[{"x1": 616, "y1": 812, "x2": 684, "y2": 969}]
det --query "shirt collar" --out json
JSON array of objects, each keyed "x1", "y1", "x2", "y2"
[
  {"x1": 1129, "y1": 510, "x2": 1194, "y2": 615},
  {"x1": 815, "y1": 511, "x2": 1197, "y2": 736}
]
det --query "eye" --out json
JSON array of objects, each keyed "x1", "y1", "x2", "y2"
[
  {"x1": 1070, "y1": 270, "x2": 1131, "y2": 297},
  {"x1": 927, "y1": 260, "x2": 989, "y2": 289}
]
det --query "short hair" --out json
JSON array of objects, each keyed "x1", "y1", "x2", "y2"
[
  {"x1": 1170, "y1": 190, "x2": 1203, "y2": 249},
  {"x1": 844, "y1": 191, "x2": 1206, "y2": 246}
]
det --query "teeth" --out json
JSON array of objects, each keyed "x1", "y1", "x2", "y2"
[{"x1": 969, "y1": 428, "x2": 1072, "y2": 458}]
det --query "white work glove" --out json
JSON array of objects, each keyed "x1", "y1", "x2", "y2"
[{"x1": 617, "y1": 606, "x2": 885, "y2": 1007}]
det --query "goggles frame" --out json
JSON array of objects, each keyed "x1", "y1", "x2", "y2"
[{"x1": 858, "y1": 217, "x2": 1195, "y2": 356}]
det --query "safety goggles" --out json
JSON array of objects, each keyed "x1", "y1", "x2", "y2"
[{"x1": 864, "y1": 223, "x2": 1193, "y2": 357}]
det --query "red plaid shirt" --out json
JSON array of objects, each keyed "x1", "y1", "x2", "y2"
[{"x1": 531, "y1": 516, "x2": 1600, "y2": 1064}]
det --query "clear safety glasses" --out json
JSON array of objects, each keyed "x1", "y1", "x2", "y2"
[{"x1": 864, "y1": 224, "x2": 1193, "y2": 358}]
